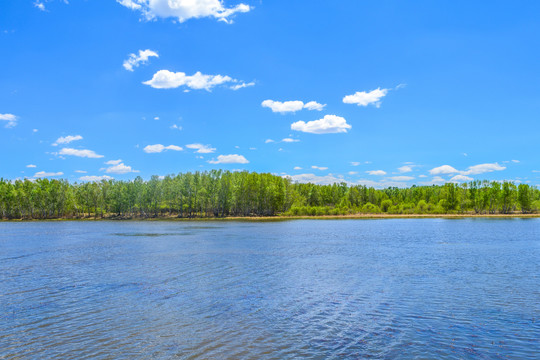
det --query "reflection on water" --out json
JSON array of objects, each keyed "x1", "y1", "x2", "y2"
[{"x1": 1, "y1": 219, "x2": 539, "y2": 359}]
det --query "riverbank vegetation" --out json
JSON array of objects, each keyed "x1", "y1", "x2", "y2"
[{"x1": 1, "y1": 171, "x2": 539, "y2": 219}]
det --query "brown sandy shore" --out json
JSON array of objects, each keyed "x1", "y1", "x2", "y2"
[{"x1": 2, "y1": 213, "x2": 540, "y2": 222}]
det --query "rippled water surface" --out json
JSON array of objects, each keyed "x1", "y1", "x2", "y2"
[{"x1": 1, "y1": 219, "x2": 539, "y2": 359}]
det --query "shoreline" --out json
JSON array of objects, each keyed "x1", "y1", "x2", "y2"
[{"x1": 1, "y1": 213, "x2": 540, "y2": 222}]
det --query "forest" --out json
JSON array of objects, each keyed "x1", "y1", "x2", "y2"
[{"x1": 0, "y1": 170, "x2": 539, "y2": 219}]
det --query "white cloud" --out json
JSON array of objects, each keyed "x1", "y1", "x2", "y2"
[
  {"x1": 450, "y1": 175, "x2": 473, "y2": 182},
  {"x1": 511, "y1": 159, "x2": 520, "y2": 163},
  {"x1": 117, "y1": 0, "x2": 141, "y2": 10},
  {"x1": 429, "y1": 163, "x2": 506, "y2": 176},
  {"x1": 117, "y1": 0, "x2": 251, "y2": 24},
  {"x1": 312, "y1": 165, "x2": 328, "y2": 171},
  {"x1": 261, "y1": 100, "x2": 325, "y2": 113},
  {"x1": 34, "y1": 1, "x2": 46, "y2": 11},
  {"x1": 170, "y1": 124, "x2": 182, "y2": 130},
  {"x1": 282, "y1": 138, "x2": 299, "y2": 143},
  {"x1": 366, "y1": 170, "x2": 386, "y2": 176},
  {"x1": 144, "y1": 70, "x2": 242, "y2": 91},
  {"x1": 265, "y1": 139, "x2": 275, "y2": 143},
  {"x1": 123, "y1": 49, "x2": 158, "y2": 72},
  {"x1": 282, "y1": 173, "x2": 419, "y2": 188},
  {"x1": 0, "y1": 114, "x2": 18, "y2": 128},
  {"x1": 104, "y1": 161, "x2": 138, "y2": 174},
  {"x1": 59, "y1": 148, "x2": 104, "y2": 158},
  {"x1": 419, "y1": 174, "x2": 427, "y2": 178},
  {"x1": 348, "y1": 171, "x2": 358, "y2": 175},
  {"x1": 291, "y1": 115, "x2": 351, "y2": 134},
  {"x1": 351, "y1": 162, "x2": 361, "y2": 166},
  {"x1": 143, "y1": 144, "x2": 183, "y2": 153},
  {"x1": 429, "y1": 165, "x2": 460, "y2": 175},
  {"x1": 75, "y1": 170, "x2": 87, "y2": 173},
  {"x1": 462, "y1": 163, "x2": 506, "y2": 175},
  {"x1": 294, "y1": 166, "x2": 302, "y2": 170},
  {"x1": 388, "y1": 176, "x2": 414, "y2": 181},
  {"x1": 186, "y1": 143, "x2": 216, "y2": 153},
  {"x1": 230, "y1": 81, "x2": 255, "y2": 90},
  {"x1": 303, "y1": 101, "x2": 326, "y2": 111},
  {"x1": 343, "y1": 88, "x2": 389, "y2": 107},
  {"x1": 79, "y1": 175, "x2": 114, "y2": 182},
  {"x1": 284, "y1": 173, "x2": 345, "y2": 185},
  {"x1": 26, "y1": 164, "x2": 37, "y2": 168},
  {"x1": 34, "y1": 171, "x2": 63, "y2": 178},
  {"x1": 262, "y1": 100, "x2": 304, "y2": 113},
  {"x1": 398, "y1": 165, "x2": 413, "y2": 173},
  {"x1": 208, "y1": 154, "x2": 248, "y2": 164},
  {"x1": 52, "y1": 135, "x2": 82, "y2": 146},
  {"x1": 427, "y1": 176, "x2": 446, "y2": 185}
]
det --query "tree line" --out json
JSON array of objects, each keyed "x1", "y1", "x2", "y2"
[{"x1": 0, "y1": 170, "x2": 539, "y2": 219}]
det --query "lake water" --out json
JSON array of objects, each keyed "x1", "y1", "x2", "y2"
[{"x1": 1, "y1": 219, "x2": 538, "y2": 359}]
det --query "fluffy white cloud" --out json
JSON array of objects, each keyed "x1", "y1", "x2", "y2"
[
  {"x1": 284, "y1": 173, "x2": 345, "y2": 185},
  {"x1": 303, "y1": 101, "x2": 326, "y2": 111},
  {"x1": 265, "y1": 139, "x2": 275, "y2": 143},
  {"x1": 34, "y1": 171, "x2": 63, "y2": 178},
  {"x1": 462, "y1": 163, "x2": 506, "y2": 175},
  {"x1": 117, "y1": 0, "x2": 251, "y2": 24},
  {"x1": 117, "y1": 0, "x2": 141, "y2": 10},
  {"x1": 262, "y1": 100, "x2": 304, "y2": 113},
  {"x1": 59, "y1": 148, "x2": 104, "y2": 158},
  {"x1": 398, "y1": 165, "x2": 413, "y2": 173},
  {"x1": 123, "y1": 49, "x2": 158, "y2": 71},
  {"x1": 291, "y1": 115, "x2": 351, "y2": 134},
  {"x1": 348, "y1": 171, "x2": 358, "y2": 175},
  {"x1": 450, "y1": 175, "x2": 473, "y2": 182},
  {"x1": 429, "y1": 163, "x2": 506, "y2": 176},
  {"x1": 429, "y1": 165, "x2": 460, "y2": 175},
  {"x1": 170, "y1": 124, "x2": 182, "y2": 130},
  {"x1": 79, "y1": 175, "x2": 114, "y2": 182},
  {"x1": 230, "y1": 82, "x2": 255, "y2": 90},
  {"x1": 366, "y1": 170, "x2": 386, "y2": 176},
  {"x1": 143, "y1": 144, "x2": 183, "y2": 153},
  {"x1": 312, "y1": 165, "x2": 328, "y2": 171},
  {"x1": 53, "y1": 135, "x2": 83, "y2": 146},
  {"x1": 186, "y1": 143, "x2": 216, "y2": 153},
  {"x1": 351, "y1": 162, "x2": 361, "y2": 166},
  {"x1": 75, "y1": 170, "x2": 87, "y2": 173},
  {"x1": 105, "y1": 159, "x2": 122, "y2": 165},
  {"x1": 34, "y1": 1, "x2": 46, "y2": 11},
  {"x1": 0, "y1": 114, "x2": 18, "y2": 128},
  {"x1": 144, "y1": 70, "x2": 243, "y2": 91},
  {"x1": 389, "y1": 176, "x2": 414, "y2": 181},
  {"x1": 282, "y1": 138, "x2": 299, "y2": 143},
  {"x1": 294, "y1": 166, "x2": 302, "y2": 170},
  {"x1": 428, "y1": 176, "x2": 446, "y2": 185},
  {"x1": 343, "y1": 88, "x2": 389, "y2": 107},
  {"x1": 208, "y1": 154, "x2": 249, "y2": 164},
  {"x1": 261, "y1": 100, "x2": 325, "y2": 113},
  {"x1": 104, "y1": 162, "x2": 137, "y2": 174},
  {"x1": 26, "y1": 164, "x2": 37, "y2": 168}
]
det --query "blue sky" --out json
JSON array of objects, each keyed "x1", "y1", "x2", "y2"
[{"x1": 1, "y1": 0, "x2": 539, "y2": 187}]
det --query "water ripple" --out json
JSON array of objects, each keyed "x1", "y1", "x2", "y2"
[{"x1": 0, "y1": 219, "x2": 539, "y2": 359}]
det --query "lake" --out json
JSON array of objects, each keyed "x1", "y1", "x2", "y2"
[{"x1": 1, "y1": 219, "x2": 538, "y2": 359}]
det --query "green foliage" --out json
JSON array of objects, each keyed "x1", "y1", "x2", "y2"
[{"x1": 0, "y1": 173, "x2": 538, "y2": 219}]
